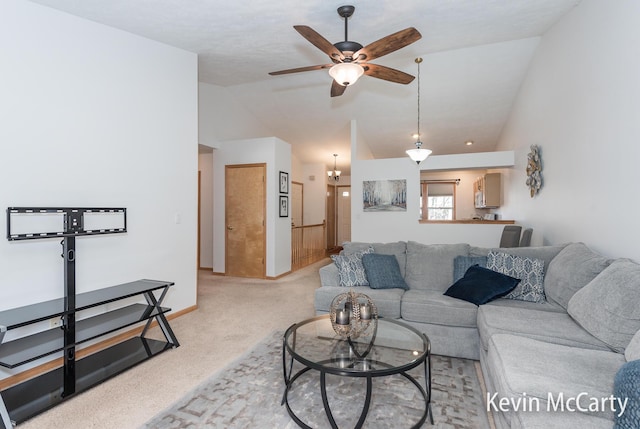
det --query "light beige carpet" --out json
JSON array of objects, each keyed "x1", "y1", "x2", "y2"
[{"x1": 18, "y1": 259, "x2": 331, "y2": 429}]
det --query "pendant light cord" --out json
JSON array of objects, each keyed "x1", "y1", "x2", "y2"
[{"x1": 416, "y1": 57, "x2": 422, "y2": 143}]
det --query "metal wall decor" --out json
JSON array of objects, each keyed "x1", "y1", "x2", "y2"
[
  {"x1": 329, "y1": 291, "x2": 378, "y2": 340},
  {"x1": 526, "y1": 145, "x2": 542, "y2": 197}
]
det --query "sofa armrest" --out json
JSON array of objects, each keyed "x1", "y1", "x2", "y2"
[{"x1": 319, "y1": 263, "x2": 340, "y2": 287}]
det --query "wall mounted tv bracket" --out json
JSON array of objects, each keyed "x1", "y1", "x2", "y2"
[{"x1": 6, "y1": 207, "x2": 128, "y2": 392}]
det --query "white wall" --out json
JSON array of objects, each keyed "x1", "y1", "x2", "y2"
[
  {"x1": 0, "y1": 0, "x2": 198, "y2": 377},
  {"x1": 496, "y1": 0, "x2": 640, "y2": 261},
  {"x1": 198, "y1": 152, "x2": 214, "y2": 268},
  {"x1": 212, "y1": 137, "x2": 292, "y2": 277},
  {"x1": 351, "y1": 157, "x2": 508, "y2": 247},
  {"x1": 198, "y1": 82, "x2": 274, "y2": 148}
]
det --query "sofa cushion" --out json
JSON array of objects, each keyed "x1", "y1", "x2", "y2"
[
  {"x1": 342, "y1": 242, "x2": 408, "y2": 278},
  {"x1": 470, "y1": 244, "x2": 566, "y2": 269},
  {"x1": 477, "y1": 304, "x2": 610, "y2": 352},
  {"x1": 330, "y1": 247, "x2": 373, "y2": 286},
  {"x1": 626, "y1": 330, "x2": 640, "y2": 362},
  {"x1": 361, "y1": 253, "x2": 408, "y2": 290},
  {"x1": 511, "y1": 410, "x2": 615, "y2": 429},
  {"x1": 568, "y1": 259, "x2": 640, "y2": 353},
  {"x1": 453, "y1": 255, "x2": 487, "y2": 282},
  {"x1": 314, "y1": 286, "x2": 403, "y2": 319},
  {"x1": 444, "y1": 265, "x2": 519, "y2": 305},
  {"x1": 486, "y1": 334, "x2": 625, "y2": 422},
  {"x1": 401, "y1": 289, "x2": 479, "y2": 328},
  {"x1": 544, "y1": 242, "x2": 613, "y2": 309},
  {"x1": 614, "y1": 359, "x2": 640, "y2": 428},
  {"x1": 404, "y1": 242, "x2": 470, "y2": 292},
  {"x1": 487, "y1": 251, "x2": 546, "y2": 303}
]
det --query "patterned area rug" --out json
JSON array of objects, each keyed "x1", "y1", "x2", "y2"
[{"x1": 141, "y1": 331, "x2": 490, "y2": 428}]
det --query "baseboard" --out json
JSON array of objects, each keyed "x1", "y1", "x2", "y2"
[
  {"x1": 267, "y1": 271, "x2": 292, "y2": 280},
  {"x1": 0, "y1": 304, "x2": 198, "y2": 391}
]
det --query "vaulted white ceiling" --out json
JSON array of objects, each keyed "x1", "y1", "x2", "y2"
[{"x1": 28, "y1": 0, "x2": 580, "y2": 172}]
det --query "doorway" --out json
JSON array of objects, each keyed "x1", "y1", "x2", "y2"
[
  {"x1": 225, "y1": 163, "x2": 266, "y2": 278},
  {"x1": 291, "y1": 181, "x2": 303, "y2": 227},
  {"x1": 326, "y1": 184, "x2": 351, "y2": 249}
]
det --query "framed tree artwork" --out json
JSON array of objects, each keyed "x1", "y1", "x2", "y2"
[
  {"x1": 279, "y1": 171, "x2": 289, "y2": 194},
  {"x1": 279, "y1": 196, "x2": 288, "y2": 217}
]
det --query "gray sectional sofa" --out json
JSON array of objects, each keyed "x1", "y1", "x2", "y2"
[{"x1": 314, "y1": 241, "x2": 640, "y2": 428}]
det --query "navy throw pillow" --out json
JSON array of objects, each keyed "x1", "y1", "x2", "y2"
[
  {"x1": 614, "y1": 359, "x2": 640, "y2": 428},
  {"x1": 361, "y1": 253, "x2": 409, "y2": 290},
  {"x1": 444, "y1": 265, "x2": 520, "y2": 305}
]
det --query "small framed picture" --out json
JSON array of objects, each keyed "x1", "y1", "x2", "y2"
[
  {"x1": 279, "y1": 196, "x2": 288, "y2": 218},
  {"x1": 279, "y1": 171, "x2": 289, "y2": 194}
]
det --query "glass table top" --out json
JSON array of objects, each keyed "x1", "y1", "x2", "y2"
[{"x1": 284, "y1": 315, "x2": 429, "y2": 375}]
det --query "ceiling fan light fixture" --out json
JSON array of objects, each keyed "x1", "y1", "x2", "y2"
[{"x1": 329, "y1": 62, "x2": 364, "y2": 86}]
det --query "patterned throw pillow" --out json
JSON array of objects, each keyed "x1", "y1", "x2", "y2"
[
  {"x1": 330, "y1": 247, "x2": 374, "y2": 287},
  {"x1": 487, "y1": 251, "x2": 546, "y2": 303}
]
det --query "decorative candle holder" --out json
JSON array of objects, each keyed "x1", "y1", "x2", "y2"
[{"x1": 329, "y1": 291, "x2": 378, "y2": 340}]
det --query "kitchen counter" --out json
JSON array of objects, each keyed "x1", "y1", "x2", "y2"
[{"x1": 419, "y1": 219, "x2": 515, "y2": 225}]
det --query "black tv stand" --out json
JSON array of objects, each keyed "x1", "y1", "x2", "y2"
[{"x1": 1, "y1": 208, "x2": 179, "y2": 428}]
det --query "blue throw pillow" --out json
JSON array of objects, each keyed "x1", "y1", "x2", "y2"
[
  {"x1": 444, "y1": 265, "x2": 520, "y2": 305},
  {"x1": 453, "y1": 255, "x2": 488, "y2": 282},
  {"x1": 361, "y1": 253, "x2": 409, "y2": 290},
  {"x1": 614, "y1": 359, "x2": 640, "y2": 428}
]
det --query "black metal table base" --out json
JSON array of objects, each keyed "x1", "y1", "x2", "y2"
[{"x1": 282, "y1": 349, "x2": 433, "y2": 429}]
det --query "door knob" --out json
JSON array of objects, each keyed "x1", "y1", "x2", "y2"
[{"x1": 227, "y1": 225, "x2": 234, "y2": 230}]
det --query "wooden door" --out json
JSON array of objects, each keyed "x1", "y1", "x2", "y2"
[
  {"x1": 337, "y1": 186, "x2": 351, "y2": 245},
  {"x1": 326, "y1": 184, "x2": 336, "y2": 249},
  {"x1": 225, "y1": 164, "x2": 266, "y2": 278}
]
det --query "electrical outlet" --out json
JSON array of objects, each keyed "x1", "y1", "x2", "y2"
[{"x1": 50, "y1": 318, "x2": 62, "y2": 328}]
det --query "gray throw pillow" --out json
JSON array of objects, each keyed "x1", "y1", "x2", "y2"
[
  {"x1": 330, "y1": 247, "x2": 373, "y2": 287},
  {"x1": 361, "y1": 253, "x2": 409, "y2": 290},
  {"x1": 487, "y1": 251, "x2": 545, "y2": 303},
  {"x1": 453, "y1": 255, "x2": 488, "y2": 282},
  {"x1": 568, "y1": 259, "x2": 640, "y2": 353},
  {"x1": 544, "y1": 242, "x2": 613, "y2": 309}
]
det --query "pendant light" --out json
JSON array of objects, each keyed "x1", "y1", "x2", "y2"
[
  {"x1": 327, "y1": 153, "x2": 341, "y2": 181},
  {"x1": 406, "y1": 57, "x2": 432, "y2": 164}
]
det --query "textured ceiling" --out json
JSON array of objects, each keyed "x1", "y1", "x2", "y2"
[{"x1": 28, "y1": 0, "x2": 581, "y2": 172}]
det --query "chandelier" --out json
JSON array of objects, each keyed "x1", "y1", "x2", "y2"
[
  {"x1": 406, "y1": 57, "x2": 432, "y2": 165},
  {"x1": 328, "y1": 153, "x2": 341, "y2": 181}
]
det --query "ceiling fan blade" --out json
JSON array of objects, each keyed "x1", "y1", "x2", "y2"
[
  {"x1": 294, "y1": 25, "x2": 345, "y2": 61},
  {"x1": 363, "y1": 63, "x2": 415, "y2": 84},
  {"x1": 330, "y1": 80, "x2": 347, "y2": 97},
  {"x1": 355, "y1": 27, "x2": 421, "y2": 62},
  {"x1": 269, "y1": 64, "x2": 333, "y2": 76}
]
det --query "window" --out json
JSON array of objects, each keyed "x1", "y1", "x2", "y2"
[
  {"x1": 428, "y1": 195, "x2": 454, "y2": 220},
  {"x1": 420, "y1": 181, "x2": 457, "y2": 221}
]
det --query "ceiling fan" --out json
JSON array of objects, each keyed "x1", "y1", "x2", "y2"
[{"x1": 269, "y1": 5, "x2": 422, "y2": 97}]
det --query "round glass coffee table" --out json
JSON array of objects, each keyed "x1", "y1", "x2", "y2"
[{"x1": 282, "y1": 315, "x2": 432, "y2": 429}]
